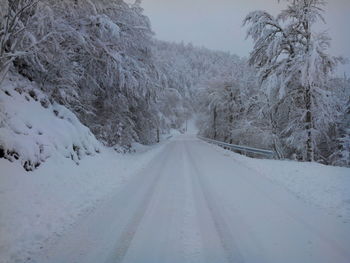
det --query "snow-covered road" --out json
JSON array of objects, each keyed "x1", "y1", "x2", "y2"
[{"x1": 31, "y1": 135, "x2": 350, "y2": 263}]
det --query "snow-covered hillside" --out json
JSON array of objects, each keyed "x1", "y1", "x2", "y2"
[
  {"x1": 0, "y1": 73, "x2": 173, "y2": 262},
  {"x1": 0, "y1": 73, "x2": 100, "y2": 171}
]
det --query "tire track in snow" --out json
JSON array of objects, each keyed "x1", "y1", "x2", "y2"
[
  {"x1": 197, "y1": 138, "x2": 350, "y2": 261},
  {"x1": 110, "y1": 143, "x2": 174, "y2": 263},
  {"x1": 180, "y1": 142, "x2": 203, "y2": 263},
  {"x1": 185, "y1": 142, "x2": 245, "y2": 263}
]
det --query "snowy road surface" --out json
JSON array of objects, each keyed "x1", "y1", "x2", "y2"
[{"x1": 31, "y1": 135, "x2": 350, "y2": 263}]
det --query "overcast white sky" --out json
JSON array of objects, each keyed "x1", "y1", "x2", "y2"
[{"x1": 127, "y1": 0, "x2": 350, "y2": 75}]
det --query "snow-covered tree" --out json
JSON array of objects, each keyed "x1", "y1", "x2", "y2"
[
  {"x1": 243, "y1": 0, "x2": 342, "y2": 161},
  {"x1": 2, "y1": 0, "x2": 348, "y2": 167},
  {"x1": 153, "y1": 41, "x2": 250, "y2": 135},
  {"x1": 329, "y1": 76, "x2": 350, "y2": 166},
  {"x1": 0, "y1": 0, "x2": 38, "y2": 84},
  {"x1": 11, "y1": 0, "x2": 163, "y2": 148}
]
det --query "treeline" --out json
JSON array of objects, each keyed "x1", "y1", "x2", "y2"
[
  {"x1": 2, "y1": 0, "x2": 165, "y2": 149},
  {"x1": 1, "y1": 0, "x2": 251, "y2": 149},
  {"x1": 1, "y1": 0, "x2": 349, "y2": 166},
  {"x1": 153, "y1": 40, "x2": 248, "y2": 130},
  {"x1": 199, "y1": 0, "x2": 350, "y2": 166}
]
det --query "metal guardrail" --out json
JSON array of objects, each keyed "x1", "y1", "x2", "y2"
[{"x1": 197, "y1": 136, "x2": 275, "y2": 157}]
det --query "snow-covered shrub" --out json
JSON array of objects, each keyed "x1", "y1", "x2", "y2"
[{"x1": 0, "y1": 73, "x2": 100, "y2": 171}]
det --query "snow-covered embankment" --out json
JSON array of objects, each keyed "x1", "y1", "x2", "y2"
[{"x1": 0, "y1": 74, "x2": 169, "y2": 263}]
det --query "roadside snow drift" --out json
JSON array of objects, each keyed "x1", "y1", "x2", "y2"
[
  {"x1": 207, "y1": 142, "x2": 350, "y2": 222},
  {"x1": 0, "y1": 138, "x2": 169, "y2": 263},
  {"x1": 0, "y1": 73, "x2": 100, "y2": 171}
]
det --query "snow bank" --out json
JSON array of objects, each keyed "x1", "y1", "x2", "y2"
[
  {"x1": 207, "y1": 143, "x2": 350, "y2": 222},
  {"x1": 0, "y1": 139, "x2": 169, "y2": 263},
  {"x1": 0, "y1": 73, "x2": 172, "y2": 263},
  {"x1": 0, "y1": 73, "x2": 100, "y2": 171}
]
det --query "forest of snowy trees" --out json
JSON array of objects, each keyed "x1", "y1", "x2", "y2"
[{"x1": 0, "y1": 0, "x2": 349, "y2": 168}]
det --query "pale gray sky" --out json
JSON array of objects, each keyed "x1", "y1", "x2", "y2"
[{"x1": 128, "y1": 0, "x2": 350, "y2": 75}]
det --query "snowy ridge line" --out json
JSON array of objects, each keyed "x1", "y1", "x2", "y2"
[{"x1": 197, "y1": 136, "x2": 275, "y2": 157}]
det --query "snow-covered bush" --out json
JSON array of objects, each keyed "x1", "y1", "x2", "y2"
[{"x1": 0, "y1": 73, "x2": 100, "y2": 171}]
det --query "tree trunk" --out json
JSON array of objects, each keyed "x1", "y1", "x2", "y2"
[
  {"x1": 305, "y1": 84, "x2": 314, "y2": 162},
  {"x1": 270, "y1": 112, "x2": 282, "y2": 159},
  {"x1": 303, "y1": 19, "x2": 314, "y2": 162},
  {"x1": 213, "y1": 106, "x2": 217, "y2": 139},
  {"x1": 229, "y1": 92, "x2": 233, "y2": 144}
]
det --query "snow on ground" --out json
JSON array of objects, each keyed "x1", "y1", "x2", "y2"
[
  {"x1": 206, "y1": 142, "x2": 350, "y2": 222},
  {"x1": 0, "y1": 73, "x2": 100, "y2": 171},
  {"x1": 185, "y1": 117, "x2": 199, "y2": 135},
  {"x1": 0, "y1": 72, "x2": 172, "y2": 263},
  {"x1": 1, "y1": 81, "x2": 349, "y2": 263},
  {"x1": 0, "y1": 141, "x2": 169, "y2": 263},
  {"x1": 23, "y1": 135, "x2": 350, "y2": 263}
]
